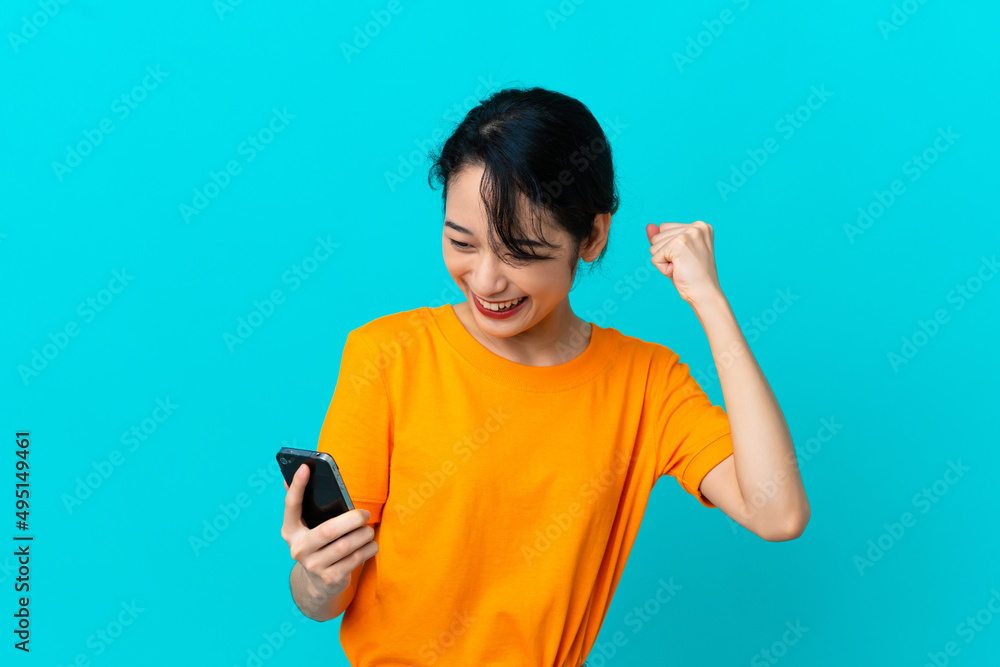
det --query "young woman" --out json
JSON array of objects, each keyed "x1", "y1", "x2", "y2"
[{"x1": 281, "y1": 86, "x2": 809, "y2": 666}]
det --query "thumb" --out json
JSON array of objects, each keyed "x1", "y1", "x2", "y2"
[{"x1": 645, "y1": 223, "x2": 660, "y2": 245}]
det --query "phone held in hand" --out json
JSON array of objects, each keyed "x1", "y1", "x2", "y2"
[{"x1": 276, "y1": 447, "x2": 355, "y2": 529}]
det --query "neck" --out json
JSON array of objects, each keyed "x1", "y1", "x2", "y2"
[{"x1": 457, "y1": 298, "x2": 592, "y2": 367}]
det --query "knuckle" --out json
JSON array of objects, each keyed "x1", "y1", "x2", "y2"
[{"x1": 333, "y1": 539, "x2": 351, "y2": 559}]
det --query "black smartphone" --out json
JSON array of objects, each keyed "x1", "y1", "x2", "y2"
[{"x1": 276, "y1": 447, "x2": 355, "y2": 529}]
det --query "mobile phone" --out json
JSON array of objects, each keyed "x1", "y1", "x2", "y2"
[{"x1": 276, "y1": 447, "x2": 355, "y2": 529}]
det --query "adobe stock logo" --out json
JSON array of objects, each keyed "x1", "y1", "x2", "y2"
[
  {"x1": 537, "y1": 117, "x2": 627, "y2": 208},
  {"x1": 339, "y1": 0, "x2": 404, "y2": 63},
  {"x1": 53, "y1": 599, "x2": 145, "y2": 664},
  {"x1": 393, "y1": 407, "x2": 511, "y2": 525},
  {"x1": 750, "y1": 620, "x2": 809, "y2": 666},
  {"x1": 223, "y1": 236, "x2": 338, "y2": 352},
  {"x1": 384, "y1": 75, "x2": 501, "y2": 192},
  {"x1": 877, "y1": 0, "x2": 932, "y2": 40},
  {"x1": 920, "y1": 588, "x2": 1000, "y2": 667},
  {"x1": 51, "y1": 66, "x2": 169, "y2": 182},
  {"x1": 584, "y1": 577, "x2": 683, "y2": 666},
  {"x1": 725, "y1": 416, "x2": 841, "y2": 536},
  {"x1": 188, "y1": 444, "x2": 292, "y2": 557},
  {"x1": 214, "y1": 0, "x2": 246, "y2": 21},
  {"x1": 692, "y1": 287, "x2": 799, "y2": 393},
  {"x1": 18, "y1": 268, "x2": 134, "y2": 385},
  {"x1": 671, "y1": 0, "x2": 753, "y2": 73},
  {"x1": 521, "y1": 449, "x2": 632, "y2": 566},
  {"x1": 886, "y1": 255, "x2": 996, "y2": 372},
  {"x1": 716, "y1": 85, "x2": 833, "y2": 202},
  {"x1": 8, "y1": 0, "x2": 73, "y2": 54},
  {"x1": 180, "y1": 107, "x2": 295, "y2": 224},
  {"x1": 416, "y1": 609, "x2": 475, "y2": 664},
  {"x1": 545, "y1": 0, "x2": 588, "y2": 31},
  {"x1": 62, "y1": 397, "x2": 179, "y2": 514},
  {"x1": 843, "y1": 126, "x2": 959, "y2": 244},
  {"x1": 853, "y1": 459, "x2": 969, "y2": 576}
]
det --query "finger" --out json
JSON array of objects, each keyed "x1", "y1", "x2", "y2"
[
  {"x1": 282, "y1": 463, "x2": 310, "y2": 535},
  {"x1": 649, "y1": 236, "x2": 675, "y2": 258},
  {"x1": 649, "y1": 231, "x2": 689, "y2": 259},
  {"x1": 652, "y1": 256, "x2": 674, "y2": 278},
  {"x1": 645, "y1": 223, "x2": 659, "y2": 244},
  {"x1": 645, "y1": 222, "x2": 685, "y2": 244},
  {"x1": 304, "y1": 508, "x2": 372, "y2": 556},
  {"x1": 307, "y1": 520, "x2": 377, "y2": 571},
  {"x1": 305, "y1": 538, "x2": 379, "y2": 593},
  {"x1": 652, "y1": 225, "x2": 711, "y2": 255},
  {"x1": 649, "y1": 238, "x2": 681, "y2": 278},
  {"x1": 648, "y1": 230, "x2": 688, "y2": 252}
]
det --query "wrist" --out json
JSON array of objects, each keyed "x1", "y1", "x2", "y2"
[
  {"x1": 294, "y1": 562, "x2": 329, "y2": 602},
  {"x1": 305, "y1": 574, "x2": 340, "y2": 602},
  {"x1": 690, "y1": 289, "x2": 730, "y2": 321}
]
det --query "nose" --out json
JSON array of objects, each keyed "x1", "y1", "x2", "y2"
[{"x1": 468, "y1": 251, "x2": 509, "y2": 297}]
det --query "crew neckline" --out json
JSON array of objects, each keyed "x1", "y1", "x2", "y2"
[{"x1": 428, "y1": 303, "x2": 616, "y2": 391}]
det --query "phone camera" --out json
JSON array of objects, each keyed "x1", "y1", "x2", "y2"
[{"x1": 279, "y1": 457, "x2": 287, "y2": 465}]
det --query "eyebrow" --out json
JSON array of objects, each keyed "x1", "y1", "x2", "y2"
[{"x1": 444, "y1": 220, "x2": 547, "y2": 247}]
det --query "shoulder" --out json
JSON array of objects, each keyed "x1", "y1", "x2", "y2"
[
  {"x1": 344, "y1": 306, "x2": 441, "y2": 370},
  {"x1": 603, "y1": 329, "x2": 711, "y2": 404},
  {"x1": 349, "y1": 306, "x2": 434, "y2": 340},
  {"x1": 599, "y1": 325, "x2": 681, "y2": 366}
]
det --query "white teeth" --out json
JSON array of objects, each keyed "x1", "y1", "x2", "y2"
[{"x1": 476, "y1": 295, "x2": 526, "y2": 311}]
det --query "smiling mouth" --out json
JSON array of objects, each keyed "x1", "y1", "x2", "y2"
[{"x1": 474, "y1": 294, "x2": 528, "y2": 312}]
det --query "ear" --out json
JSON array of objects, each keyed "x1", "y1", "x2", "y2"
[{"x1": 580, "y1": 212, "x2": 611, "y2": 261}]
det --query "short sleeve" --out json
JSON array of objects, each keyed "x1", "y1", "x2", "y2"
[
  {"x1": 316, "y1": 328, "x2": 393, "y2": 525},
  {"x1": 652, "y1": 347, "x2": 733, "y2": 508}
]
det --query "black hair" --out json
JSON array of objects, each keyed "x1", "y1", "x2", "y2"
[{"x1": 427, "y1": 86, "x2": 619, "y2": 279}]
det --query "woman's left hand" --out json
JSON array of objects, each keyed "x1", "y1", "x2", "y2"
[{"x1": 645, "y1": 220, "x2": 724, "y2": 309}]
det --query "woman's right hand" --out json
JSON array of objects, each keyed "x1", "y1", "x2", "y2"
[{"x1": 281, "y1": 463, "x2": 379, "y2": 600}]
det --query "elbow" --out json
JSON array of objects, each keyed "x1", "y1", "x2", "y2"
[{"x1": 759, "y1": 506, "x2": 810, "y2": 542}]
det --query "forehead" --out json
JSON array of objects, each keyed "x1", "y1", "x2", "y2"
[
  {"x1": 444, "y1": 164, "x2": 490, "y2": 225},
  {"x1": 444, "y1": 164, "x2": 565, "y2": 246}
]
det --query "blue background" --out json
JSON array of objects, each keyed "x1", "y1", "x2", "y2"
[{"x1": 2, "y1": 0, "x2": 998, "y2": 665}]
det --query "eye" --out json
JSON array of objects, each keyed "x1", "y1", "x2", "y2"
[
  {"x1": 449, "y1": 239, "x2": 471, "y2": 249},
  {"x1": 506, "y1": 252, "x2": 552, "y2": 264}
]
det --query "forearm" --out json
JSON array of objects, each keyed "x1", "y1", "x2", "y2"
[
  {"x1": 692, "y1": 293, "x2": 809, "y2": 532},
  {"x1": 290, "y1": 561, "x2": 352, "y2": 622}
]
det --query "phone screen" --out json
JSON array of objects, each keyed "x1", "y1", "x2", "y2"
[{"x1": 277, "y1": 448, "x2": 354, "y2": 528}]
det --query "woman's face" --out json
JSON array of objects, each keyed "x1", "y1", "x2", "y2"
[{"x1": 442, "y1": 163, "x2": 580, "y2": 337}]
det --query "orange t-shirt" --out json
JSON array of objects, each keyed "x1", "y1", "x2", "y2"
[{"x1": 317, "y1": 304, "x2": 733, "y2": 667}]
